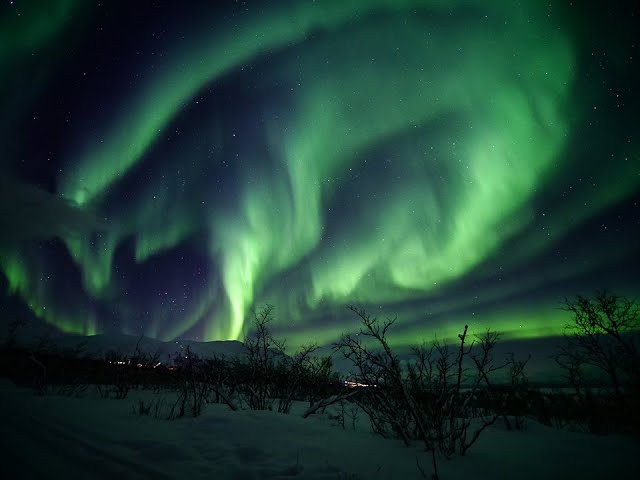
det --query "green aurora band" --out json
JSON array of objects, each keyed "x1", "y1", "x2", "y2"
[{"x1": 1, "y1": 0, "x2": 638, "y2": 345}]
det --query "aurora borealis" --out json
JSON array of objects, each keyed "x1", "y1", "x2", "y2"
[{"x1": 0, "y1": 0, "x2": 638, "y2": 348}]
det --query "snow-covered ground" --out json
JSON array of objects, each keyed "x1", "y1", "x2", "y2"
[{"x1": 1, "y1": 379, "x2": 636, "y2": 479}]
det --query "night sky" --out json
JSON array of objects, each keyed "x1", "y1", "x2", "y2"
[{"x1": 1, "y1": 0, "x2": 638, "y2": 349}]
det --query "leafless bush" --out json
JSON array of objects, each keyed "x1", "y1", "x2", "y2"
[
  {"x1": 241, "y1": 305, "x2": 280, "y2": 410},
  {"x1": 555, "y1": 352, "x2": 585, "y2": 396},
  {"x1": 499, "y1": 352, "x2": 531, "y2": 430},
  {"x1": 556, "y1": 291, "x2": 639, "y2": 395},
  {"x1": 334, "y1": 306, "x2": 511, "y2": 480},
  {"x1": 301, "y1": 354, "x2": 337, "y2": 406},
  {"x1": 327, "y1": 400, "x2": 360, "y2": 430},
  {"x1": 98, "y1": 336, "x2": 162, "y2": 399},
  {"x1": 170, "y1": 345, "x2": 208, "y2": 418},
  {"x1": 302, "y1": 389, "x2": 360, "y2": 418},
  {"x1": 554, "y1": 291, "x2": 640, "y2": 434},
  {"x1": 275, "y1": 343, "x2": 333, "y2": 414},
  {"x1": 239, "y1": 305, "x2": 341, "y2": 413},
  {"x1": 56, "y1": 378, "x2": 89, "y2": 398},
  {"x1": 202, "y1": 354, "x2": 240, "y2": 411},
  {"x1": 131, "y1": 396, "x2": 171, "y2": 419}
]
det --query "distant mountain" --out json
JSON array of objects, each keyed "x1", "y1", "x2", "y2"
[
  {"x1": 7, "y1": 331, "x2": 246, "y2": 365},
  {"x1": 2, "y1": 322, "x2": 568, "y2": 383}
]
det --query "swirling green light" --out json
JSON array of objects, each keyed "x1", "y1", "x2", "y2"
[{"x1": 2, "y1": 0, "x2": 637, "y2": 344}]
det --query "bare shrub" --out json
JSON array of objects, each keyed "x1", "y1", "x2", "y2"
[
  {"x1": 334, "y1": 306, "x2": 511, "y2": 480},
  {"x1": 202, "y1": 354, "x2": 240, "y2": 411},
  {"x1": 170, "y1": 345, "x2": 208, "y2": 418},
  {"x1": 241, "y1": 305, "x2": 280, "y2": 411},
  {"x1": 499, "y1": 352, "x2": 531, "y2": 430},
  {"x1": 132, "y1": 396, "x2": 167, "y2": 418},
  {"x1": 239, "y1": 305, "x2": 341, "y2": 413},
  {"x1": 556, "y1": 291, "x2": 639, "y2": 394},
  {"x1": 554, "y1": 291, "x2": 640, "y2": 434}
]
